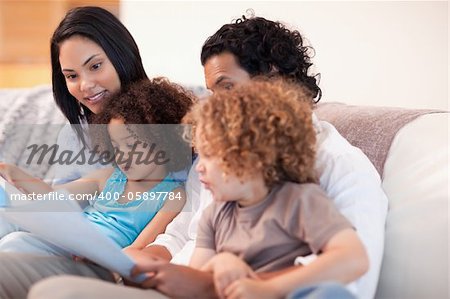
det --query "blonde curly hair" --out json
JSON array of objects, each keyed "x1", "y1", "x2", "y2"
[{"x1": 185, "y1": 78, "x2": 317, "y2": 187}]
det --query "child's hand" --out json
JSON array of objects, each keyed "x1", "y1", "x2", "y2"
[
  {"x1": 0, "y1": 162, "x2": 16, "y2": 183},
  {"x1": 224, "y1": 278, "x2": 281, "y2": 299},
  {"x1": 201, "y1": 252, "x2": 258, "y2": 299}
]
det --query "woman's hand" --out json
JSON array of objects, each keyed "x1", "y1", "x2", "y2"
[{"x1": 201, "y1": 252, "x2": 258, "y2": 299}]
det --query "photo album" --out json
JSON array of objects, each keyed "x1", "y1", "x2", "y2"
[{"x1": 0, "y1": 176, "x2": 145, "y2": 282}]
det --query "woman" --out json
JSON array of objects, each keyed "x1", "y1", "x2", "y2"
[
  {"x1": 50, "y1": 6, "x2": 148, "y2": 184},
  {"x1": 0, "y1": 5, "x2": 149, "y2": 244}
]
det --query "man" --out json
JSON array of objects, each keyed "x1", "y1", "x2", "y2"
[{"x1": 1, "y1": 16, "x2": 387, "y2": 299}]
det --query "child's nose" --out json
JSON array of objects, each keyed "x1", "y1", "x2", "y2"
[{"x1": 195, "y1": 160, "x2": 204, "y2": 174}]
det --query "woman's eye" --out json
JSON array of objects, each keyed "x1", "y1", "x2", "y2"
[
  {"x1": 91, "y1": 63, "x2": 101, "y2": 70},
  {"x1": 65, "y1": 74, "x2": 77, "y2": 80}
]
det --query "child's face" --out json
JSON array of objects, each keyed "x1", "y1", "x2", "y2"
[
  {"x1": 107, "y1": 118, "x2": 166, "y2": 181},
  {"x1": 195, "y1": 128, "x2": 266, "y2": 205},
  {"x1": 195, "y1": 152, "x2": 248, "y2": 203}
]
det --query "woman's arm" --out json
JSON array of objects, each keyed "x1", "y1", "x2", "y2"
[{"x1": 127, "y1": 187, "x2": 186, "y2": 249}]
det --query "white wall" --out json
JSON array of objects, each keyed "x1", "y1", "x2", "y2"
[{"x1": 121, "y1": 1, "x2": 448, "y2": 110}]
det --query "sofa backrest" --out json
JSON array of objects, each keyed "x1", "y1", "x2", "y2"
[{"x1": 316, "y1": 103, "x2": 449, "y2": 299}]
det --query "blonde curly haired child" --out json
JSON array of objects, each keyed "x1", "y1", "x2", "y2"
[{"x1": 186, "y1": 78, "x2": 368, "y2": 299}]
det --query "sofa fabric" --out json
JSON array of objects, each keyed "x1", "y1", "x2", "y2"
[
  {"x1": 314, "y1": 102, "x2": 444, "y2": 177},
  {"x1": 0, "y1": 85, "x2": 65, "y2": 180},
  {"x1": 316, "y1": 105, "x2": 448, "y2": 299}
]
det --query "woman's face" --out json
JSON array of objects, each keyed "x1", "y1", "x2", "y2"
[{"x1": 59, "y1": 35, "x2": 121, "y2": 114}]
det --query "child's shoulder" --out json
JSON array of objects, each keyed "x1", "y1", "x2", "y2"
[
  {"x1": 277, "y1": 182, "x2": 330, "y2": 205},
  {"x1": 203, "y1": 201, "x2": 234, "y2": 223},
  {"x1": 280, "y1": 181, "x2": 325, "y2": 195},
  {"x1": 83, "y1": 167, "x2": 115, "y2": 186}
]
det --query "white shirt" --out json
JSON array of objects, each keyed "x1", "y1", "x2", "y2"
[{"x1": 151, "y1": 117, "x2": 388, "y2": 299}]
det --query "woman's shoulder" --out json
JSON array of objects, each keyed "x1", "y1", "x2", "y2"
[{"x1": 56, "y1": 123, "x2": 83, "y2": 147}]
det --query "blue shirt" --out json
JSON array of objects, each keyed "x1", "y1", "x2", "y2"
[{"x1": 83, "y1": 167, "x2": 184, "y2": 247}]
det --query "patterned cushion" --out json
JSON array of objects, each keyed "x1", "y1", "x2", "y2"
[{"x1": 0, "y1": 85, "x2": 66, "y2": 179}]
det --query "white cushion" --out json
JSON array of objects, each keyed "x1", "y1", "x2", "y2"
[{"x1": 376, "y1": 113, "x2": 449, "y2": 298}]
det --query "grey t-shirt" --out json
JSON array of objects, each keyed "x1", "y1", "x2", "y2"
[{"x1": 196, "y1": 182, "x2": 352, "y2": 272}]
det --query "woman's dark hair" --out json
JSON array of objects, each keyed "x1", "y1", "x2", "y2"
[
  {"x1": 51, "y1": 6, "x2": 148, "y2": 144},
  {"x1": 201, "y1": 15, "x2": 321, "y2": 102},
  {"x1": 91, "y1": 78, "x2": 196, "y2": 172}
]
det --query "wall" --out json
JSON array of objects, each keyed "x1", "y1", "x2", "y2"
[
  {"x1": 121, "y1": 1, "x2": 448, "y2": 110},
  {"x1": 0, "y1": 0, "x2": 119, "y2": 88}
]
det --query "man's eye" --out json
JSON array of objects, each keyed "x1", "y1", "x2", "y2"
[{"x1": 222, "y1": 83, "x2": 234, "y2": 90}]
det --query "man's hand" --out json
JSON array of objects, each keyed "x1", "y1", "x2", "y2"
[
  {"x1": 123, "y1": 246, "x2": 164, "y2": 265},
  {"x1": 224, "y1": 278, "x2": 281, "y2": 299},
  {"x1": 201, "y1": 252, "x2": 258, "y2": 299},
  {"x1": 131, "y1": 260, "x2": 217, "y2": 299}
]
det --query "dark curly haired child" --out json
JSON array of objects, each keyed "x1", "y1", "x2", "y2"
[
  {"x1": 187, "y1": 79, "x2": 368, "y2": 299},
  {"x1": 0, "y1": 78, "x2": 195, "y2": 253}
]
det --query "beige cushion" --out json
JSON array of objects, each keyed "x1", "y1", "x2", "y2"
[{"x1": 314, "y1": 102, "x2": 442, "y2": 177}]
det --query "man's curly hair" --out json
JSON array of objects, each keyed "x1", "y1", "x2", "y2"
[
  {"x1": 91, "y1": 78, "x2": 196, "y2": 172},
  {"x1": 201, "y1": 15, "x2": 322, "y2": 102},
  {"x1": 185, "y1": 79, "x2": 317, "y2": 188}
]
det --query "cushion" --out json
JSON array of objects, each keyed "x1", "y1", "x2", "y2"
[
  {"x1": 376, "y1": 113, "x2": 449, "y2": 298},
  {"x1": 0, "y1": 85, "x2": 66, "y2": 179},
  {"x1": 314, "y1": 102, "x2": 443, "y2": 177}
]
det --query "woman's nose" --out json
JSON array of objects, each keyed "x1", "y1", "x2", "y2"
[{"x1": 80, "y1": 75, "x2": 95, "y2": 93}]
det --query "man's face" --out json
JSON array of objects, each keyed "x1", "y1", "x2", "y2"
[{"x1": 203, "y1": 52, "x2": 251, "y2": 93}]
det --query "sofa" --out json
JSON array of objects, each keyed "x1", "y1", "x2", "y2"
[
  {"x1": 0, "y1": 85, "x2": 448, "y2": 299},
  {"x1": 315, "y1": 103, "x2": 448, "y2": 299}
]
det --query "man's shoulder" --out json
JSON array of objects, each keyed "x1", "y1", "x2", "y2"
[{"x1": 315, "y1": 120, "x2": 378, "y2": 174}]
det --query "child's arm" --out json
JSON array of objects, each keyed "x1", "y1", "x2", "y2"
[
  {"x1": 0, "y1": 162, "x2": 106, "y2": 198},
  {"x1": 226, "y1": 228, "x2": 368, "y2": 299},
  {"x1": 189, "y1": 247, "x2": 217, "y2": 269},
  {"x1": 127, "y1": 187, "x2": 186, "y2": 249},
  {"x1": 201, "y1": 252, "x2": 258, "y2": 299},
  {"x1": 52, "y1": 167, "x2": 108, "y2": 197},
  {"x1": 0, "y1": 162, "x2": 53, "y2": 194}
]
